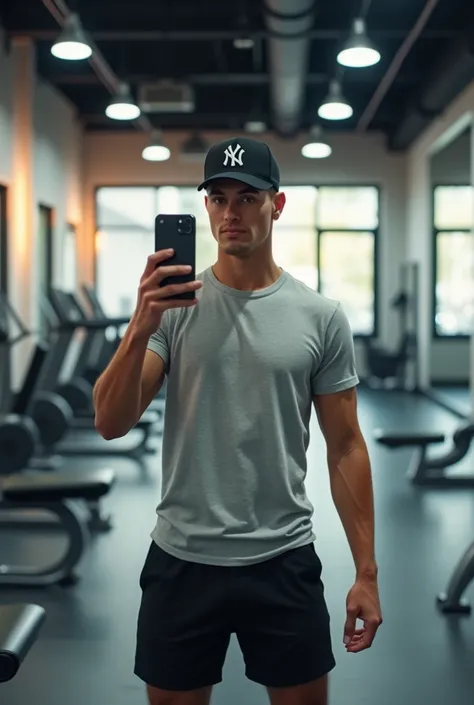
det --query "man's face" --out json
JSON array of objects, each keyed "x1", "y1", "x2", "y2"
[{"x1": 204, "y1": 179, "x2": 286, "y2": 258}]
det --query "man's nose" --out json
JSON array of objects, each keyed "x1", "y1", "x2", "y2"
[{"x1": 224, "y1": 205, "x2": 240, "y2": 221}]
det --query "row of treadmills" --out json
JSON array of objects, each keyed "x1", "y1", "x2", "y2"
[
  {"x1": 0, "y1": 285, "x2": 164, "y2": 587},
  {"x1": 0, "y1": 288, "x2": 164, "y2": 687}
]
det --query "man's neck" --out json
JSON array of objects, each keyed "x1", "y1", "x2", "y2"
[{"x1": 212, "y1": 259, "x2": 282, "y2": 292}]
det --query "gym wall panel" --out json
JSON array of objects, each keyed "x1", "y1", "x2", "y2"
[
  {"x1": 0, "y1": 36, "x2": 84, "y2": 389},
  {"x1": 83, "y1": 129, "x2": 407, "y2": 361}
]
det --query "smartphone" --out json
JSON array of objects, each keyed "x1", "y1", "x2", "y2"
[{"x1": 155, "y1": 214, "x2": 196, "y2": 300}]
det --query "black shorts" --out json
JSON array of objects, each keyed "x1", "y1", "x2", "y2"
[{"x1": 134, "y1": 541, "x2": 336, "y2": 691}]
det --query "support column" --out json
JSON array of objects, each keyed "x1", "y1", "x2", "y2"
[
  {"x1": 406, "y1": 149, "x2": 431, "y2": 390},
  {"x1": 470, "y1": 127, "x2": 474, "y2": 420}
]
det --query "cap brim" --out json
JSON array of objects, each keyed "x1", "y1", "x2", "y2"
[{"x1": 197, "y1": 172, "x2": 274, "y2": 192}]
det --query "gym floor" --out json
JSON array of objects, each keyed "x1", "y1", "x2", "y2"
[{"x1": 2, "y1": 388, "x2": 474, "y2": 705}]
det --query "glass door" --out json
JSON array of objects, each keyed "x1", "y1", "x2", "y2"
[{"x1": 37, "y1": 204, "x2": 54, "y2": 339}]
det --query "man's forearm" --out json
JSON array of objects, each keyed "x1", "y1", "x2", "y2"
[{"x1": 328, "y1": 444, "x2": 378, "y2": 580}]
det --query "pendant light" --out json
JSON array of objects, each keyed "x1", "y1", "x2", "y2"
[
  {"x1": 106, "y1": 83, "x2": 141, "y2": 121},
  {"x1": 337, "y1": 18, "x2": 381, "y2": 68},
  {"x1": 318, "y1": 80, "x2": 353, "y2": 121},
  {"x1": 302, "y1": 126, "x2": 332, "y2": 159},
  {"x1": 51, "y1": 13, "x2": 92, "y2": 61},
  {"x1": 142, "y1": 131, "x2": 171, "y2": 162}
]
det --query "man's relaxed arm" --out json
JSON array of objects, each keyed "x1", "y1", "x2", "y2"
[{"x1": 313, "y1": 387, "x2": 377, "y2": 579}]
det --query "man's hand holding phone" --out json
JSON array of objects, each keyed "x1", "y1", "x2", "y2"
[{"x1": 131, "y1": 249, "x2": 202, "y2": 339}]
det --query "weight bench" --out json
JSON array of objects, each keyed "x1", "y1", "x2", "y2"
[
  {"x1": 58, "y1": 408, "x2": 162, "y2": 459},
  {"x1": 0, "y1": 468, "x2": 115, "y2": 587},
  {"x1": 0, "y1": 604, "x2": 45, "y2": 682},
  {"x1": 374, "y1": 424, "x2": 474, "y2": 487}
]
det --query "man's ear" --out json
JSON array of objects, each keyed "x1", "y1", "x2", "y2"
[{"x1": 273, "y1": 192, "x2": 286, "y2": 220}]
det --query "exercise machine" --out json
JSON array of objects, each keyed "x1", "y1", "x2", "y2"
[
  {"x1": 0, "y1": 294, "x2": 116, "y2": 543},
  {"x1": 374, "y1": 423, "x2": 474, "y2": 614},
  {"x1": 0, "y1": 604, "x2": 45, "y2": 682},
  {"x1": 32, "y1": 288, "x2": 161, "y2": 459},
  {"x1": 374, "y1": 423, "x2": 474, "y2": 487},
  {"x1": 362, "y1": 262, "x2": 419, "y2": 390},
  {"x1": 437, "y1": 540, "x2": 474, "y2": 615},
  {"x1": 81, "y1": 283, "x2": 167, "y2": 410},
  {"x1": 0, "y1": 292, "x2": 158, "y2": 461}
]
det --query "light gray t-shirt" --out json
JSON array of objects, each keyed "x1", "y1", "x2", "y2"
[{"x1": 147, "y1": 266, "x2": 359, "y2": 566}]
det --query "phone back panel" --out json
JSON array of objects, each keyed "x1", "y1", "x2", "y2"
[{"x1": 155, "y1": 214, "x2": 196, "y2": 300}]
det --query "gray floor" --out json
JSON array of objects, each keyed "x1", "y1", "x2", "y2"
[
  {"x1": 430, "y1": 384, "x2": 472, "y2": 419},
  {"x1": 2, "y1": 388, "x2": 474, "y2": 705}
]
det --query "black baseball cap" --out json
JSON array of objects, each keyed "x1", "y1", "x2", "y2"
[{"x1": 197, "y1": 137, "x2": 280, "y2": 192}]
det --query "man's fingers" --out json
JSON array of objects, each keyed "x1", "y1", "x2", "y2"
[{"x1": 345, "y1": 621, "x2": 379, "y2": 652}]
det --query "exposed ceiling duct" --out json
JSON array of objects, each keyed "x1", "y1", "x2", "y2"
[
  {"x1": 389, "y1": 33, "x2": 474, "y2": 151},
  {"x1": 263, "y1": 0, "x2": 317, "y2": 136}
]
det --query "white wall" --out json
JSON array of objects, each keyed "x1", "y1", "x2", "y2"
[
  {"x1": 431, "y1": 129, "x2": 470, "y2": 185},
  {"x1": 32, "y1": 78, "x2": 83, "y2": 296},
  {"x1": 83, "y1": 129, "x2": 408, "y2": 367},
  {"x1": 0, "y1": 36, "x2": 84, "y2": 387}
]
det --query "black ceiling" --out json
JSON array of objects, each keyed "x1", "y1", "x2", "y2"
[{"x1": 1, "y1": 0, "x2": 474, "y2": 148}]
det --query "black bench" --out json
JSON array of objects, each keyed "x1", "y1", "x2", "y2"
[
  {"x1": 0, "y1": 468, "x2": 115, "y2": 586},
  {"x1": 374, "y1": 425, "x2": 474, "y2": 487},
  {"x1": 0, "y1": 604, "x2": 45, "y2": 683}
]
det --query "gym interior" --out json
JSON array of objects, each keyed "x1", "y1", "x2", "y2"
[{"x1": 1, "y1": 1, "x2": 474, "y2": 704}]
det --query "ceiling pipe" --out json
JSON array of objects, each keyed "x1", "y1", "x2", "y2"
[
  {"x1": 41, "y1": 0, "x2": 152, "y2": 132},
  {"x1": 263, "y1": 0, "x2": 317, "y2": 136},
  {"x1": 356, "y1": 0, "x2": 440, "y2": 133},
  {"x1": 14, "y1": 29, "x2": 458, "y2": 42}
]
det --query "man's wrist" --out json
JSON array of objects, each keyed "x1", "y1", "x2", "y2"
[{"x1": 356, "y1": 562, "x2": 378, "y2": 582}]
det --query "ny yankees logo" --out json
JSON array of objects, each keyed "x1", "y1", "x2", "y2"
[{"x1": 223, "y1": 143, "x2": 245, "y2": 167}]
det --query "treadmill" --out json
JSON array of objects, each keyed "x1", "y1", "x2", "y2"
[
  {"x1": 31, "y1": 289, "x2": 161, "y2": 459},
  {"x1": 81, "y1": 284, "x2": 167, "y2": 409}
]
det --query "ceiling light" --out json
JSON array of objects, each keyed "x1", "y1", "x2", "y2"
[
  {"x1": 337, "y1": 18, "x2": 381, "y2": 68},
  {"x1": 51, "y1": 13, "x2": 92, "y2": 61},
  {"x1": 233, "y1": 37, "x2": 255, "y2": 50},
  {"x1": 180, "y1": 133, "x2": 209, "y2": 162},
  {"x1": 244, "y1": 120, "x2": 267, "y2": 134},
  {"x1": 106, "y1": 84, "x2": 141, "y2": 121},
  {"x1": 302, "y1": 126, "x2": 332, "y2": 159},
  {"x1": 318, "y1": 80, "x2": 353, "y2": 121},
  {"x1": 142, "y1": 131, "x2": 170, "y2": 162}
]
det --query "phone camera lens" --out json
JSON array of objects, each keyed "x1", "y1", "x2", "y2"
[{"x1": 178, "y1": 216, "x2": 192, "y2": 235}]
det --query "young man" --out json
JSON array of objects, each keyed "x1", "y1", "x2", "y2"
[{"x1": 93, "y1": 137, "x2": 382, "y2": 705}]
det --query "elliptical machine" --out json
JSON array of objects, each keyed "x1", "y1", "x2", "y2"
[{"x1": 362, "y1": 262, "x2": 419, "y2": 390}]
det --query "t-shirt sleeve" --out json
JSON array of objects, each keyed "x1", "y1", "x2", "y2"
[
  {"x1": 311, "y1": 303, "x2": 359, "y2": 396},
  {"x1": 147, "y1": 311, "x2": 171, "y2": 374}
]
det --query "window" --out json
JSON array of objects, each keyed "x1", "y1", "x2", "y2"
[
  {"x1": 95, "y1": 185, "x2": 378, "y2": 334},
  {"x1": 273, "y1": 186, "x2": 319, "y2": 290},
  {"x1": 95, "y1": 186, "x2": 216, "y2": 317},
  {"x1": 0, "y1": 185, "x2": 7, "y2": 295},
  {"x1": 316, "y1": 187, "x2": 378, "y2": 335},
  {"x1": 433, "y1": 185, "x2": 474, "y2": 336}
]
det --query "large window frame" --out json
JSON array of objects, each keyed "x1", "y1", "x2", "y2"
[
  {"x1": 94, "y1": 183, "x2": 380, "y2": 338},
  {"x1": 315, "y1": 184, "x2": 379, "y2": 339},
  {"x1": 432, "y1": 183, "x2": 474, "y2": 339}
]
